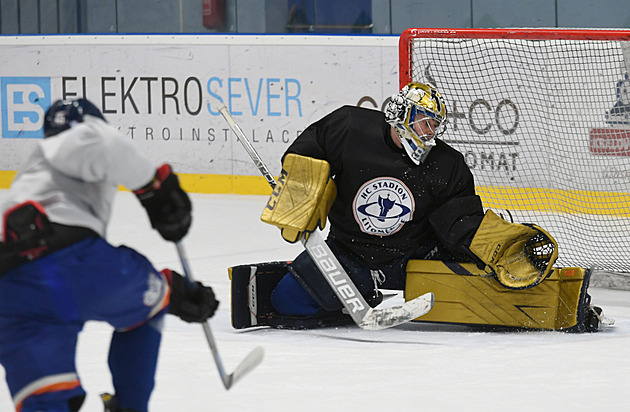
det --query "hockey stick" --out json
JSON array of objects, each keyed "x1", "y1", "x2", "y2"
[
  {"x1": 217, "y1": 103, "x2": 434, "y2": 330},
  {"x1": 175, "y1": 241, "x2": 264, "y2": 389}
]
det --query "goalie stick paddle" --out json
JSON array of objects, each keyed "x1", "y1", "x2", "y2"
[
  {"x1": 175, "y1": 241, "x2": 264, "y2": 389},
  {"x1": 217, "y1": 103, "x2": 434, "y2": 330}
]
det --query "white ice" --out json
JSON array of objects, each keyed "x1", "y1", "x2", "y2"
[{"x1": 1, "y1": 192, "x2": 629, "y2": 412}]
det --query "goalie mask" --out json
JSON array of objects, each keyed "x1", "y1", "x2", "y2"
[{"x1": 384, "y1": 83, "x2": 447, "y2": 164}]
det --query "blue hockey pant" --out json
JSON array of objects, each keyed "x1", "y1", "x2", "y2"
[{"x1": 0, "y1": 238, "x2": 170, "y2": 412}]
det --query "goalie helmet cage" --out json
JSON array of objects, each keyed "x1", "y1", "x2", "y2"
[{"x1": 400, "y1": 28, "x2": 630, "y2": 272}]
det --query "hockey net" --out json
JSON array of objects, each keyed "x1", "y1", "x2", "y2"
[{"x1": 400, "y1": 28, "x2": 630, "y2": 272}]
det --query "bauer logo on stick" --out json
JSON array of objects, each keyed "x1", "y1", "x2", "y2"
[{"x1": 307, "y1": 243, "x2": 365, "y2": 314}]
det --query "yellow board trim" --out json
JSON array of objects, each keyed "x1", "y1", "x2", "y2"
[
  {"x1": 0, "y1": 168, "x2": 628, "y2": 215},
  {"x1": 477, "y1": 185, "x2": 630, "y2": 216},
  {"x1": 177, "y1": 173, "x2": 274, "y2": 195},
  {"x1": 0, "y1": 170, "x2": 274, "y2": 196},
  {"x1": 0, "y1": 171, "x2": 17, "y2": 188}
]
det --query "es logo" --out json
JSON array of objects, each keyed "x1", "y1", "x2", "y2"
[{"x1": 1, "y1": 77, "x2": 51, "y2": 138}]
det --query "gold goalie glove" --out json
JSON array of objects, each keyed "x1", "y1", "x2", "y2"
[
  {"x1": 469, "y1": 209, "x2": 559, "y2": 289},
  {"x1": 261, "y1": 153, "x2": 337, "y2": 243}
]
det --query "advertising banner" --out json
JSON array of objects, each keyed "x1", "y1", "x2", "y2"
[{"x1": 0, "y1": 35, "x2": 399, "y2": 192}]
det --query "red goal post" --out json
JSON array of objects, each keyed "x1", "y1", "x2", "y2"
[{"x1": 399, "y1": 28, "x2": 630, "y2": 271}]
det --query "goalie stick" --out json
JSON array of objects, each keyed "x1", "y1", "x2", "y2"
[
  {"x1": 175, "y1": 241, "x2": 264, "y2": 389},
  {"x1": 217, "y1": 103, "x2": 434, "y2": 330}
]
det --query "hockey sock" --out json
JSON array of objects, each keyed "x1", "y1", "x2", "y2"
[
  {"x1": 270, "y1": 273, "x2": 321, "y2": 316},
  {"x1": 107, "y1": 310, "x2": 165, "y2": 412}
]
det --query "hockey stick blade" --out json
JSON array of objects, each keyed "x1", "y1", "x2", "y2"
[
  {"x1": 223, "y1": 346, "x2": 265, "y2": 389},
  {"x1": 359, "y1": 292, "x2": 434, "y2": 330},
  {"x1": 201, "y1": 321, "x2": 264, "y2": 390},
  {"x1": 175, "y1": 242, "x2": 264, "y2": 389}
]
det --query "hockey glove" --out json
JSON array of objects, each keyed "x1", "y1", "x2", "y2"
[
  {"x1": 162, "y1": 269, "x2": 219, "y2": 323},
  {"x1": 2, "y1": 200, "x2": 53, "y2": 260},
  {"x1": 134, "y1": 164, "x2": 192, "y2": 242},
  {"x1": 261, "y1": 154, "x2": 336, "y2": 243},
  {"x1": 469, "y1": 209, "x2": 558, "y2": 289}
]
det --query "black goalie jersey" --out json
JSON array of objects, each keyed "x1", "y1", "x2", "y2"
[{"x1": 285, "y1": 105, "x2": 485, "y2": 268}]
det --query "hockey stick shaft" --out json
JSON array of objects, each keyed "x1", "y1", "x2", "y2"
[
  {"x1": 217, "y1": 104, "x2": 434, "y2": 330},
  {"x1": 175, "y1": 241, "x2": 264, "y2": 389},
  {"x1": 217, "y1": 104, "x2": 278, "y2": 189}
]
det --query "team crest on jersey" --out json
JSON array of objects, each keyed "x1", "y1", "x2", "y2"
[
  {"x1": 143, "y1": 271, "x2": 166, "y2": 307},
  {"x1": 353, "y1": 177, "x2": 415, "y2": 236}
]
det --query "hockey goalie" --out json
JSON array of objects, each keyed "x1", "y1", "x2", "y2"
[{"x1": 230, "y1": 82, "x2": 610, "y2": 333}]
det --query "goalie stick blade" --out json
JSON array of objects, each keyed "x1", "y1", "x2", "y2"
[
  {"x1": 223, "y1": 346, "x2": 265, "y2": 390},
  {"x1": 359, "y1": 292, "x2": 434, "y2": 331}
]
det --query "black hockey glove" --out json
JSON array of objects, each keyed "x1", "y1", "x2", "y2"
[
  {"x1": 163, "y1": 269, "x2": 219, "y2": 323},
  {"x1": 134, "y1": 164, "x2": 192, "y2": 242}
]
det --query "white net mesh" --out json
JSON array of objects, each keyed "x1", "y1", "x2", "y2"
[{"x1": 405, "y1": 31, "x2": 630, "y2": 271}]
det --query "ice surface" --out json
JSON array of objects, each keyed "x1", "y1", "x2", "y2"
[{"x1": 1, "y1": 192, "x2": 629, "y2": 411}]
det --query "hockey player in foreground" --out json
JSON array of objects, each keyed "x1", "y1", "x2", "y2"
[
  {"x1": 230, "y1": 82, "x2": 609, "y2": 332},
  {"x1": 0, "y1": 99, "x2": 218, "y2": 412}
]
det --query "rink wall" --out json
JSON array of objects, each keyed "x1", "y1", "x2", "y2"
[
  {"x1": 1, "y1": 34, "x2": 627, "y2": 212},
  {"x1": 0, "y1": 34, "x2": 399, "y2": 195}
]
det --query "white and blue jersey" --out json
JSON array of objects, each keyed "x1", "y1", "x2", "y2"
[{"x1": 0, "y1": 115, "x2": 155, "y2": 238}]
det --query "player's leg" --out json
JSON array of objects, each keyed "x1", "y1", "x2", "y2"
[
  {"x1": 271, "y1": 240, "x2": 381, "y2": 315},
  {"x1": 107, "y1": 311, "x2": 165, "y2": 412},
  {"x1": 0, "y1": 263, "x2": 86, "y2": 412},
  {"x1": 0, "y1": 323, "x2": 85, "y2": 412},
  {"x1": 270, "y1": 263, "x2": 321, "y2": 316},
  {"x1": 229, "y1": 241, "x2": 410, "y2": 329},
  {"x1": 60, "y1": 238, "x2": 169, "y2": 412}
]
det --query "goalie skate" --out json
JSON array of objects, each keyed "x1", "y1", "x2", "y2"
[{"x1": 584, "y1": 305, "x2": 615, "y2": 332}]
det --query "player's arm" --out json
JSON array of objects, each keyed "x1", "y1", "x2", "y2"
[
  {"x1": 161, "y1": 269, "x2": 219, "y2": 322},
  {"x1": 428, "y1": 194, "x2": 485, "y2": 258},
  {"x1": 262, "y1": 108, "x2": 360, "y2": 242},
  {"x1": 133, "y1": 164, "x2": 192, "y2": 242},
  {"x1": 89, "y1": 120, "x2": 193, "y2": 242},
  {"x1": 261, "y1": 153, "x2": 336, "y2": 243},
  {"x1": 427, "y1": 155, "x2": 485, "y2": 258},
  {"x1": 41, "y1": 115, "x2": 156, "y2": 188},
  {"x1": 82, "y1": 119, "x2": 192, "y2": 242},
  {"x1": 427, "y1": 156, "x2": 557, "y2": 289}
]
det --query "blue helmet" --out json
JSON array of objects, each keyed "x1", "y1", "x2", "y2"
[{"x1": 43, "y1": 98, "x2": 106, "y2": 138}]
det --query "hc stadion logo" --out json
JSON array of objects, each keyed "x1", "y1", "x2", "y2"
[
  {"x1": 0, "y1": 77, "x2": 51, "y2": 139},
  {"x1": 353, "y1": 177, "x2": 415, "y2": 236}
]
